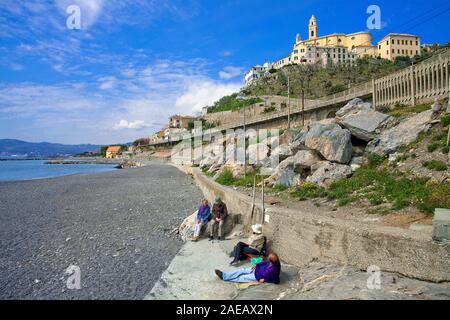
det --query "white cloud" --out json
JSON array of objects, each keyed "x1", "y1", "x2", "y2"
[
  {"x1": 221, "y1": 50, "x2": 233, "y2": 57},
  {"x1": 99, "y1": 76, "x2": 117, "y2": 90},
  {"x1": 56, "y1": 0, "x2": 104, "y2": 29},
  {"x1": 175, "y1": 81, "x2": 242, "y2": 114},
  {"x1": 219, "y1": 66, "x2": 244, "y2": 80},
  {"x1": 114, "y1": 119, "x2": 150, "y2": 130}
]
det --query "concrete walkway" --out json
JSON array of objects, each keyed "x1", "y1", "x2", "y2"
[
  {"x1": 146, "y1": 238, "x2": 450, "y2": 300},
  {"x1": 145, "y1": 238, "x2": 300, "y2": 300}
]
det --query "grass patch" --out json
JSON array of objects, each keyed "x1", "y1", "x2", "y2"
[
  {"x1": 422, "y1": 160, "x2": 448, "y2": 171},
  {"x1": 202, "y1": 167, "x2": 216, "y2": 177},
  {"x1": 428, "y1": 132, "x2": 448, "y2": 153},
  {"x1": 367, "y1": 153, "x2": 386, "y2": 168},
  {"x1": 441, "y1": 115, "x2": 450, "y2": 127},
  {"x1": 215, "y1": 168, "x2": 263, "y2": 187},
  {"x1": 291, "y1": 182, "x2": 327, "y2": 201},
  {"x1": 272, "y1": 183, "x2": 288, "y2": 192},
  {"x1": 215, "y1": 168, "x2": 237, "y2": 185},
  {"x1": 291, "y1": 166, "x2": 448, "y2": 214},
  {"x1": 388, "y1": 104, "x2": 431, "y2": 118}
]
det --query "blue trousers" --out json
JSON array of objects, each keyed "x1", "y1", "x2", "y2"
[{"x1": 222, "y1": 268, "x2": 257, "y2": 283}]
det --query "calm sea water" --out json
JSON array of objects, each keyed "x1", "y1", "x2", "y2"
[{"x1": 0, "y1": 160, "x2": 117, "y2": 181}]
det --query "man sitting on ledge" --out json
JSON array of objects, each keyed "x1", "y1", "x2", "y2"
[
  {"x1": 230, "y1": 224, "x2": 265, "y2": 266},
  {"x1": 215, "y1": 252, "x2": 281, "y2": 284},
  {"x1": 208, "y1": 196, "x2": 228, "y2": 241}
]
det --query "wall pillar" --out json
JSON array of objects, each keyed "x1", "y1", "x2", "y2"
[{"x1": 410, "y1": 66, "x2": 416, "y2": 106}]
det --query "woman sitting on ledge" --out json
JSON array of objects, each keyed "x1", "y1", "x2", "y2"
[
  {"x1": 192, "y1": 199, "x2": 211, "y2": 242},
  {"x1": 215, "y1": 252, "x2": 281, "y2": 284}
]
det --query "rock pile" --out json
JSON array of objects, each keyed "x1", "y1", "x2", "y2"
[{"x1": 195, "y1": 98, "x2": 440, "y2": 188}]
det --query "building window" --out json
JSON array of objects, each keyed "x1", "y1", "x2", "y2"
[
  {"x1": 392, "y1": 49, "x2": 394, "y2": 54},
  {"x1": 397, "y1": 40, "x2": 400, "y2": 45},
  {"x1": 391, "y1": 39, "x2": 394, "y2": 44},
  {"x1": 410, "y1": 40, "x2": 412, "y2": 45},
  {"x1": 416, "y1": 41, "x2": 419, "y2": 45}
]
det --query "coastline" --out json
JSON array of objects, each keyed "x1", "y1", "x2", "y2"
[{"x1": 0, "y1": 162, "x2": 203, "y2": 299}]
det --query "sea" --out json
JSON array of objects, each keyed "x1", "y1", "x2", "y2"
[{"x1": 0, "y1": 158, "x2": 117, "y2": 181}]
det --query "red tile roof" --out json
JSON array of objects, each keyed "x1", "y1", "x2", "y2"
[{"x1": 106, "y1": 146, "x2": 121, "y2": 153}]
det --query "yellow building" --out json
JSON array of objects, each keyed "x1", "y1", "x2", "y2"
[
  {"x1": 105, "y1": 146, "x2": 121, "y2": 159},
  {"x1": 377, "y1": 33, "x2": 421, "y2": 60},
  {"x1": 291, "y1": 15, "x2": 375, "y2": 63}
]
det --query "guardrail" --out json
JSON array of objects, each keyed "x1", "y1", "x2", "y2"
[{"x1": 149, "y1": 48, "x2": 449, "y2": 146}]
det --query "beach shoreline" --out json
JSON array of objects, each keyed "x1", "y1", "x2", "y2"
[{"x1": 0, "y1": 161, "x2": 203, "y2": 299}]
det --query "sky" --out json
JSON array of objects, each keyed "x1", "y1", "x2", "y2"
[{"x1": 0, "y1": 0, "x2": 449, "y2": 145}]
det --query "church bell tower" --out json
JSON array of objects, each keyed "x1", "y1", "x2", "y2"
[{"x1": 309, "y1": 15, "x2": 318, "y2": 40}]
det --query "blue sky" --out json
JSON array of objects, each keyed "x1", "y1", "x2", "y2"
[{"x1": 1, "y1": 0, "x2": 449, "y2": 145}]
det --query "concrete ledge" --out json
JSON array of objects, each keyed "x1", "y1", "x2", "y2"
[{"x1": 176, "y1": 165, "x2": 450, "y2": 283}]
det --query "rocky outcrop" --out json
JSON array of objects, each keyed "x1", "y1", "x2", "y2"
[
  {"x1": 366, "y1": 110, "x2": 435, "y2": 155},
  {"x1": 292, "y1": 150, "x2": 322, "y2": 171},
  {"x1": 279, "y1": 129, "x2": 301, "y2": 145},
  {"x1": 304, "y1": 123, "x2": 353, "y2": 164},
  {"x1": 336, "y1": 99, "x2": 393, "y2": 141},
  {"x1": 307, "y1": 161, "x2": 352, "y2": 186},
  {"x1": 247, "y1": 142, "x2": 269, "y2": 165}
]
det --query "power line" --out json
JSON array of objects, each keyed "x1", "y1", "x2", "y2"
[{"x1": 401, "y1": 6, "x2": 450, "y2": 34}]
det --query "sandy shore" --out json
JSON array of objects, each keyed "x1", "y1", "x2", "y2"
[{"x1": 0, "y1": 161, "x2": 203, "y2": 299}]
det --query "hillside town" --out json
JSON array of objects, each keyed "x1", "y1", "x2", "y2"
[{"x1": 103, "y1": 15, "x2": 447, "y2": 153}]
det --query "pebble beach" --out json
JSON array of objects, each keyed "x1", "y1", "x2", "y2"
[{"x1": 0, "y1": 162, "x2": 203, "y2": 299}]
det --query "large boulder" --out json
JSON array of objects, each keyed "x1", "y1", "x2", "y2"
[
  {"x1": 366, "y1": 110, "x2": 435, "y2": 155},
  {"x1": 267, "y1": 157, "x2": 300, "y2": 187},
  {"x1": 247, "y1": 142, "x2": 269, "y2": 166},
  {"x1": 199, "y1": 153, "x2": 222, "y2": 169},
  {"x1": 279, "y1": 128, "x2": 301, "y2": 145},
  {"x1": 292, "y1": 150, "x2": 322, "y2": 171},
  {"x1": 271, "y1": 144, "x2": 295, "y2": 162},
  {"x1": 306, "y1": 161, "x2": 353, "y2": 186},
  {"x1": 304, "y1": 123, "x2": 353, "y2": 164},
  {"x1": 336, "y1": 99, "x2": 393, "y2": 141}
]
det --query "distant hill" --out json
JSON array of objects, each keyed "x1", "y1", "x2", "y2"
[{"x1": 0, "y1": 139, "x2": 102, "y2": 158}]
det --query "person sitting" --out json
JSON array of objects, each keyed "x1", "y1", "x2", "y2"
[
  {"x1": 230, "y1": 224, "x2": 265, "y2": 266},
  {"x1": 215, "y1": 252, "x2": 281, "y2": 284},
  {"x1": 192, "y1": 199, "x2": 211, "y2": 242},
  {"x1": 208, "y1": 196, "x2": 228, "y2": 241}
]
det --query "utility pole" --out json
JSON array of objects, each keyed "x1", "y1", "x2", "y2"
[
  {"x1": 243, "y1": 103, "x2": 247, "y2": 178},
  {"x1": 287, "y1": 76, "x2": 291, "y2": 129},
  {"x1": 301, "y1": 89, "x2": 305, "y2": 127}
]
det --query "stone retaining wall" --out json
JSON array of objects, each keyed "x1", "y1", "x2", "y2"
[{"x1": 178, "y1": 165, "x2": 450, "y2": 283}]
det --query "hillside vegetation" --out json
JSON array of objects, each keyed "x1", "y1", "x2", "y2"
[{"x1": 246, "y1": 55, "x2": 429, "y2": 99}]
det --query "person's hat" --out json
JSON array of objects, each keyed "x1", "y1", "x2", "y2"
[
  {"x1": 251, "y1": 224, "x2": 263, "y2": 234},
  {"x1": 214, "y1": 196, "x2": 222, "y2": 204}
]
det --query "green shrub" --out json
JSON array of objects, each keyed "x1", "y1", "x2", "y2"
[
  {"x1": 422, "y1": 160, "x2": 448, "y2": 171},
  {"x1": 325, "y1": 167, "x2": 436, "y2": 213},
  {"x1": 272, "y1": 184, "x2": 288, "y2": 192},
  {"x1": 388, "y1": 104, "x2": 431, "y2": 118},
  {"x1": 428, "y1": 142, "x2": 441, "y2": 152},
  {"x1": 215, "y1": 169, "x2": 237, "y2": 185},
  {"x1": 367, "y1": 153, "x2": 385, "y2": 168},
  {"x1": 291, "y1": 182, "x2": 327, "y2": 201},
  {"x1": 441, "y1": 115, "x2": 450, "y2": 127}
]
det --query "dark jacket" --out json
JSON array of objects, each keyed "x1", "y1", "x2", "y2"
[
  {"x1": 197, "y1": 205, "x2": 211, "y2": 223},
  {"x1": 254, "y1": 261, "x2": 281, "y2": 284},
  {"x1": 212, "y1": 202, "x2": 228, "y2": 220}
]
